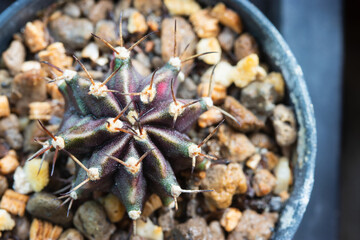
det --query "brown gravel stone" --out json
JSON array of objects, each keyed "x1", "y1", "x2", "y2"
[
  {"x1": 246, "y1": 153, "x2": 261, "y2": 170},
  {"x1": 134, "y1": 0, "x2": 162, "y2": 14},
  {"x1": 14, "y1": 217, "x2": 30, "y2": 240},
  {"x1": 218, "y1": 27, "x2": 236, "y2": 52},
  {"x1": 264, "y1": 72, "x2": 285, "y2": 100},
  {"x1": 23, "y1": 121, "x2": 58, "y2": 152},
  {"x1": 29, "y1": 101, "x2": 52, "y2": 120},
  {"x1": 88, "y1": 0, "x2": 114, "y2": 23},
  {"x1": 24, "y1": 20, "x2": 48, "y2": 53},
  {"x1": 77, "y1": 0, "x2": 95, "y2": 17},
  {"x1": 210, "y1": 3, "x2": 243, "y2": 34},
  {"x1": 201, "y1": 163, "x2": 247, "y2": 209},
  {"x1": 273, "y1": 104, "x2": 297, "y2": 146},
  {"x1": 0, "y1": 175, "x2": 8, "y2": 197},
  {"x1": 12, "y1": 69, "x2": 47, "y2": 115},
  {"x1": 198, "y1": 108, "x2": 223, "y2": 128},
  {"x1": 218, "y1": 125, "x2": 256, "y2": 162},
  {"x1": 252, "y1": 169, "x2": 276, "y2": 197},
  {"x1": 234, "y1": 33, "x2": 259, "y2": 61},
  {"x1": 249, "y1": 133, "x2": 277, "y2": 151},
  {"x1": 0, "y1": 96, "x2": 10, "y2": 118},
  {"x1": 189, "y1": 9, "x2": 220, "y2": 38},
  {"x1": 220, "y1": 208, "x2": 242, "y2": 232},
  {"x1": 47, "y1": 82, "x2": 64, "y2": 101},
  {"x1": 132, "y1": 59, "x2": 151, "y2": 77},
  {"x1": 29, "y1": 218, "x2": 63, "y2": 240},
  {"x1": 228, "y1": 209, "x2": 278, "y2": 240},
  {"x1": 224, "y1": 96, "x2": 264, "y2": 132},
  {"x1": 209, "y1": 221, "x2": 225, "y2": 240},
  {"x1": 0, "y1": 114, "x2": 23, "y2": 150},
  {"x1": 114, "y1": 0, "x2": 132, "y2": 21},
  {"x1": 128, "y1": 11, "x2": 148, "y2": 34},
  {"x1": 161, "y1": 17, "x2": 196, "y2": 75},
  {"x1": 0, "y1": 150, "x2": 19, "y2": 175},
  {"x1": 142, "y1": 194, "x2": 163, "y2": 218},
  {"x1": 2, "y1": 40, "x2": 26, "y2": 75},
  {"x1": 197, "y1": 82, "x2": 227, "y2": 105},
  {"x1": 205, "y1": 139, "x2": 222, "y2": 159},
  {"x1": 0, "y1": 189, "x2": 29, "y2": 217},
  {"x1": 39, "y1": 42, "x2": 73, "y2": 76},
  {"x1": 49, "y1": 15, "x2": 94, "y2": 49},
  {"x1": 100, "y1": 193, "x2": 125, "y2": 223},
  {"x1": 0, "y1": 114, "x2": 19, "y2": 132},
  {"x1": 94, "y1": 20, "x2": 117, "y2": 52},
  {"x1": 262, "y1": 151, "x2": 279, "y2": 170},
  {"x1": 158, "y1": 208, "x2": 175, "y2": 233},
  {"x1": 241, "y1": 81, "x2": 277, "y2": 116}
]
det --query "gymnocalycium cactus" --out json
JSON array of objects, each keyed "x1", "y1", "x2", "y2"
[{"x1": 29, "y1": 24, "x2": 229, "y2": 223}]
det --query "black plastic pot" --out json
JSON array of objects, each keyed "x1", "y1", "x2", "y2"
[{"x1": 0, "y1": 0, "x2": 317, "y2": 239}]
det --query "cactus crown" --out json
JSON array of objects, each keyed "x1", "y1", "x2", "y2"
[{"x1": 28, "y1": 23, "x2": 224, "y2": 223}]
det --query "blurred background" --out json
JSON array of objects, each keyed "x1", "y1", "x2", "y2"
[{"x1": 0, "y1": 0, "x2": 357, "y2": 239}]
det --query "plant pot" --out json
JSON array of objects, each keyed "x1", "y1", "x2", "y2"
[{"x1": 0, "y1": 0, "x2": 317, "y2": 239}]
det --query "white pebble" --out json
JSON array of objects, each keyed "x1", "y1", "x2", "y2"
[
  {"x1": 136, "y1": 218, "x2": 163, "y2": 240},
  {"x1": 201, "y1": 61, "x2": 234, "y2": 87},
  {"x1": 196, "y1": 37, "x2": 221, "y2": 65},
  {"x1": 81, "y1": 42, "x2": 99, "y2": 62},
  {"x1": 273, "y1": 157, "x2": 292, "y2": 194},
  {"x1": 0, "y1": 209, "x2": 15, "y2": 231},
  {"x1": 13, "y1": 166, "x2": 33, "y2": 195},
  {"x1": 21, "y1": 61, "x2": 41, "y2": 72}
]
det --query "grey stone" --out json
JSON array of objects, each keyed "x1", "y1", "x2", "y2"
[
  {"x1": 63, "y1": 3, "x2": 81, "y2": 18},
  {"x1": 13, "y1": 217, "x2": 30, "y2": 240},
  {"x1": 0, "y1": 114, "x2": 23, "y2": 150},
  {"x1": 173, "y1": 217, "x2": 216, "y2": 240},
  {"x1": 4, "y1": 128, "x2": 23, "y2": 150},
  {"x1": 59, "y1": 228, "x2": 84, "y2": 240},
  {"x1": 241, "y1": 81, "x2": 277, "y2": 116},
  {"x1": 50, "y1": 15, "x2": 93, "y2": 49},
  {"x1": 74, "y1": 201, "x2": 116, "y2": 240},
  {"x1": 26, "y1": 192, "x2": 73, "y2": 226}
]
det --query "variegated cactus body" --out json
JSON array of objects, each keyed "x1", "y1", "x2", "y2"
[{"x1": 37, "y1": 44, "x2": 215, "y2": 220}]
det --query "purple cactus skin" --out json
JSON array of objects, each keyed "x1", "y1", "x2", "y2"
[{"x1": 29, "y1": 33, "x2": 218, "y2": 222}]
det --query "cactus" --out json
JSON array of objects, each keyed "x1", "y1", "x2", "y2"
[{"x1": 28, "y1": 23, "x2": 231, "y2": 223}]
